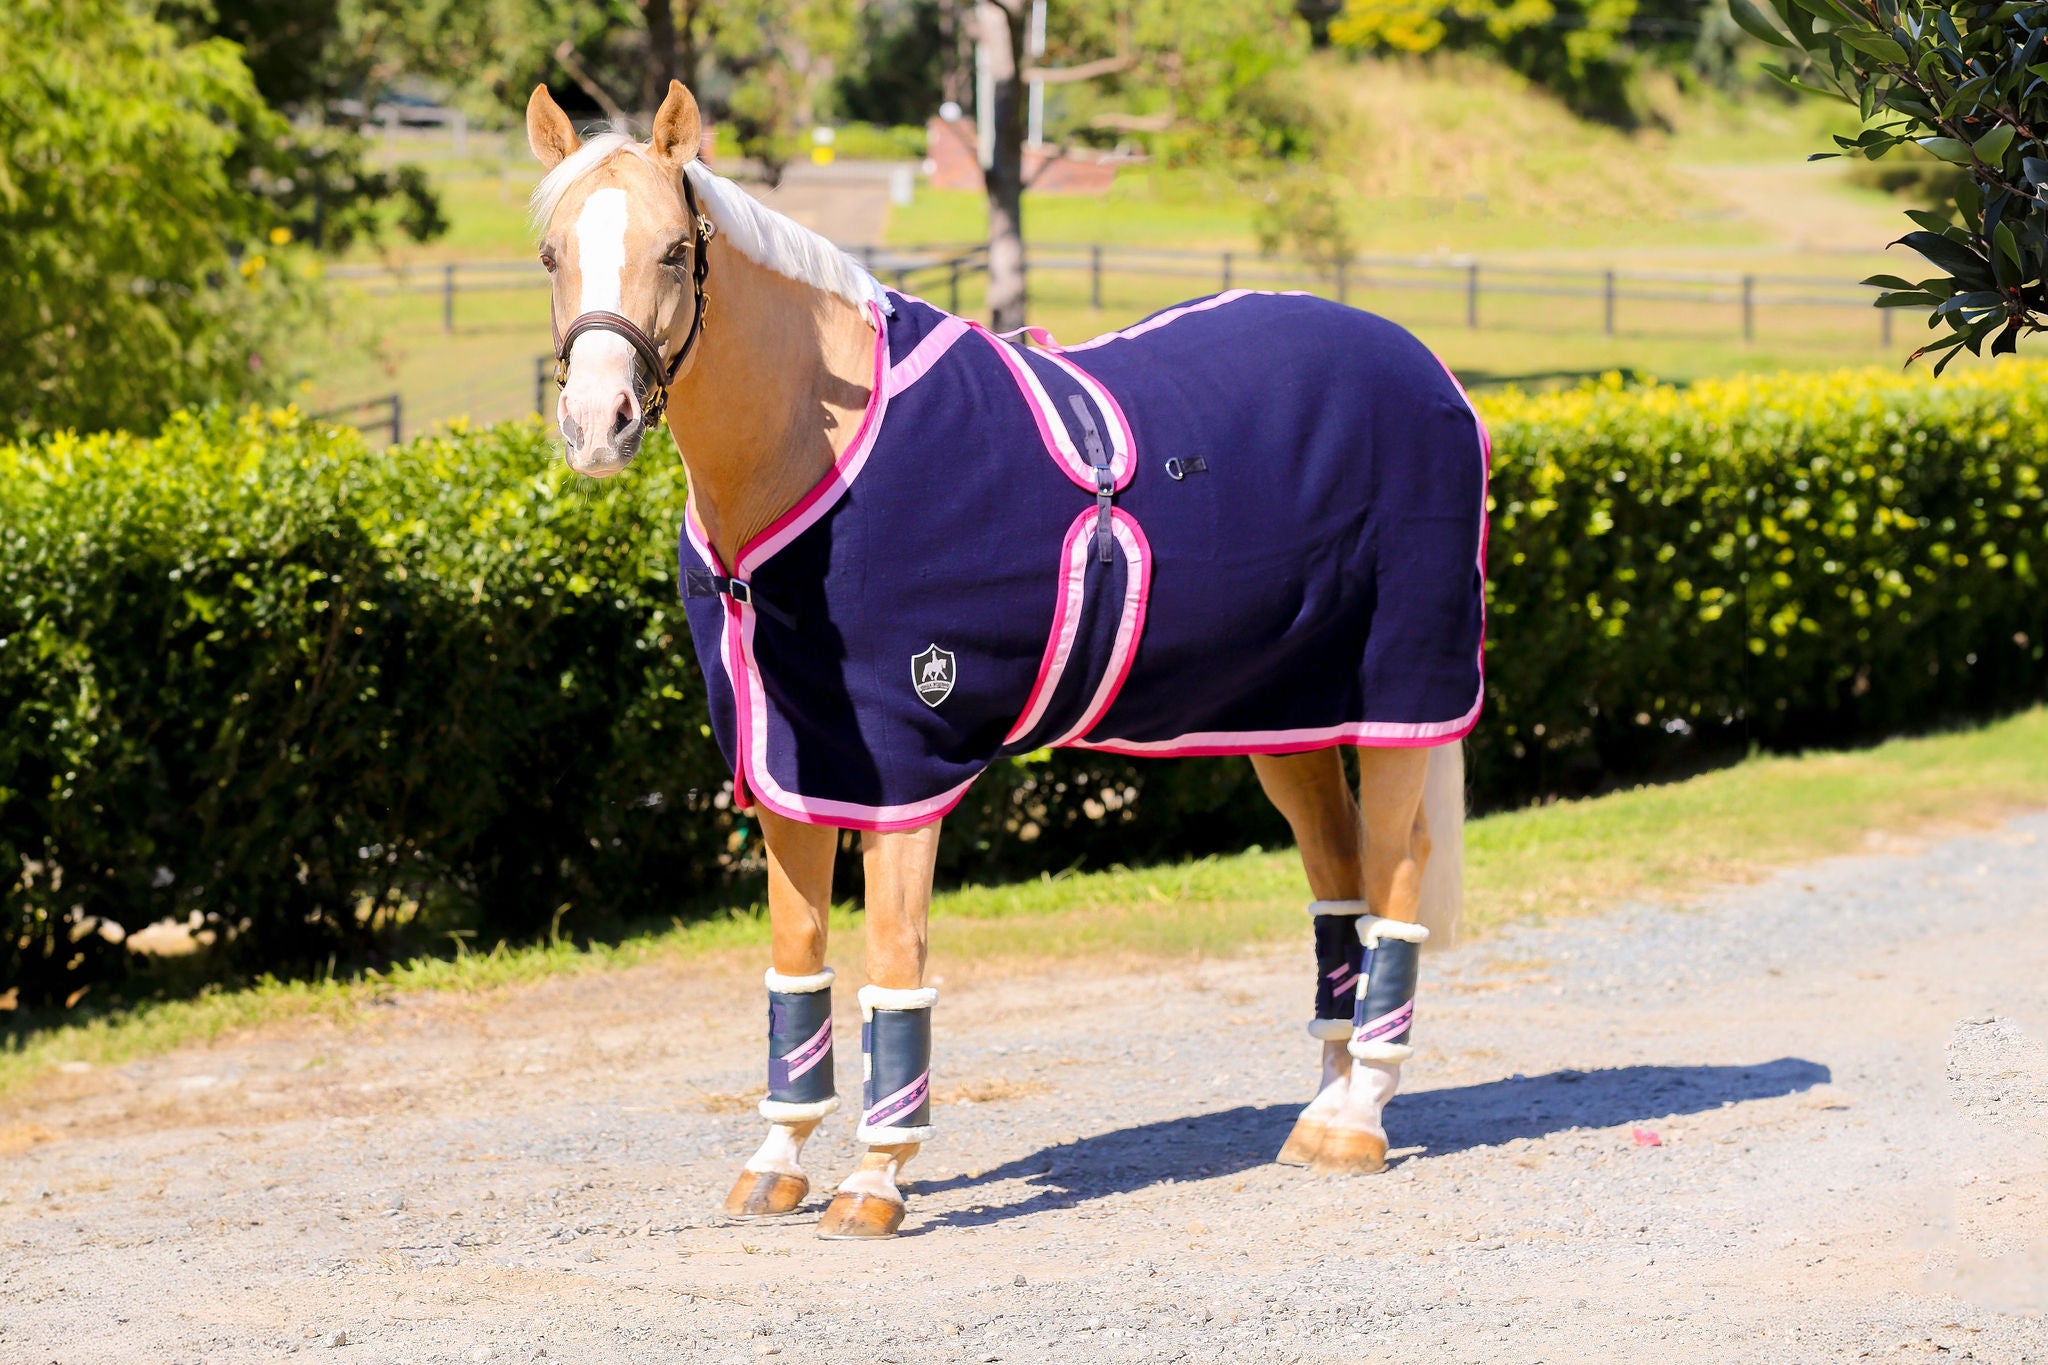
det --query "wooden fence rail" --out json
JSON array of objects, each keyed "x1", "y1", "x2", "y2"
[{"x1": 326, "y1": 243, "x2": 1894, "y2": 345}]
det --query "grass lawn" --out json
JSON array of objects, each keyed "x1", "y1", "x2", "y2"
[{"x1": 9, "y1": 709, "x2": 2048, "y2": 1101}]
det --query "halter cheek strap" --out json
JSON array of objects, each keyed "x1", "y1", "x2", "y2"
[{"x1": 550, "y1": 172, "x2": 715, "y2": 428}]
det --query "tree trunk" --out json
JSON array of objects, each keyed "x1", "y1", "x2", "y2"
[
  {"x1": 976, "y1": 1, "x2": 1029, "y2": 333},
  {"x1": 641, "y1": 0, "x2": 678, "y2": 120},
  {"x1": 939, "y1": 0, "x2": 970, "y2": 107}
]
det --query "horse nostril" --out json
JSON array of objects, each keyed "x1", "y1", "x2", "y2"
[{"x1": 611, "y1": 402, "x2": 636, "y2": 439}]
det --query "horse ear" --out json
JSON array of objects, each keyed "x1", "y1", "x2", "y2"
[
  {"x1": 650, "y1": 80, "x2": 703, "y2": 168},
  {"x1": 527, "y1": 85, "x2": 580, "y2": 171}
]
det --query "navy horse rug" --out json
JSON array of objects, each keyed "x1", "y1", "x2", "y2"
[{"x1": 679, "y1": 288, "x2": 1491, "y2": 830}]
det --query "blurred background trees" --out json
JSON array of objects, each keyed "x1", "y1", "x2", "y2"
[{"x1": 0, "y1": 0, "x2": 1845, "y2": 436}]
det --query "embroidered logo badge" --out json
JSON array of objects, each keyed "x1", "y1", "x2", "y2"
[{"x1": 912, "y1": 645, "x2": 955, "y2": 707}]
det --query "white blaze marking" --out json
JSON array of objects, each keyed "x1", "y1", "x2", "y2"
[
  {"x1": 563, "y1": 187, "x2": 637, "y2": 444},
  {"x1": 575, "y1": 187, "x2": 629, "y2": 313}
]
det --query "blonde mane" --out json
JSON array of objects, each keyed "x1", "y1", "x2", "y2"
[{"x1": 529, "y1": 129, "x2": 890, "y2": 317}]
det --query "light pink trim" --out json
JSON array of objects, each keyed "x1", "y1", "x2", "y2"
[
  {"x1": 736, "y1": 302, "x2": 892, "y2": 576},
  {"x1": 887, "y1": 314, "x2": 968, "y2": 396},
  {"x1": 972, "y1": 327, "x2": 1133, "y2": 493},
  {"x1": 735, "y1": 591, "x2": 977, "y2": 831},
  {"x1": 1059, "y1": 288, "x2": 1314, "y2": 352},
  {"x1": 1052, "y1": 510, "x2": 1151, "y2": 747},
  {"x1": 1035, "y1": 346, "x2": 1134, "y2": 480},
  {"x1": 1069, "y1": 344, "x2": 1492, "y2": 758},
  {"x1": 1066, "y1": 704, "x2": 1483, "y2": 758},
  {"x1": 1004, "y1": 512, "x2": 1095, "y2": 745},
  {"x1": 1433, "y1": 349, "x2": 1493, "y2": 737}
]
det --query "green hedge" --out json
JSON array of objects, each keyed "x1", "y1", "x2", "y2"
[
  {"x1": 1478, "y1": 363, "x2": 2048, "y2": 792},
  {"x1": 7, "y1": 361, "x2": 2048, "y2": 1002}
]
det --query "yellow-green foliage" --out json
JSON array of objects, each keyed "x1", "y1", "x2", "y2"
[{"x1": 1476, "y1": 360, "x2": 2048, "y2": 793}]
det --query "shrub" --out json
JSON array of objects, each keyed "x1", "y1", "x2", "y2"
[
  {"x1": 1476, "y1": 362, "x2": 2048, "y2": 793},
  {"x1": 7, "y1": 360, "x2": 2048, "y2": 1002},
  {"x1": 1, "y1": 410, "x2": 728, "y2": 1007}
]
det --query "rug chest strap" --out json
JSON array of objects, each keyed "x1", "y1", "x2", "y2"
[{"x1": 683, "y1": 567, "x2": 797, "y2": 629}]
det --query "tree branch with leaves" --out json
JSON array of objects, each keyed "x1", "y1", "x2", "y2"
[{"x1": 1733, "y1": 0, "x2": 2048, "y2": 369}]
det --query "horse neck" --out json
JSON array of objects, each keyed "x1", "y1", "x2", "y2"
[{"x1": 667, "y1": 241, "x2": 877, "y2": 570}]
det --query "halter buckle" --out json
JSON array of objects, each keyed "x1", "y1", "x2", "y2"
[{"x1": 554, "y1": 358, "x2": 569, "y2": 389}]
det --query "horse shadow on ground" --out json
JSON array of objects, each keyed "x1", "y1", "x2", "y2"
[{"x1": 910, "y1": 1058, "x2": 1830, "y2": 1232}]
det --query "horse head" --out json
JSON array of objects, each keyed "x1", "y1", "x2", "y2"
[{"x1": 526, "y1": 81, "x2": 708, "y2": 478}]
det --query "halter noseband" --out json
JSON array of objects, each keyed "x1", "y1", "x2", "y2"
[{"x1": 550, "y1": 173, "x2": 715, "y2": 429}]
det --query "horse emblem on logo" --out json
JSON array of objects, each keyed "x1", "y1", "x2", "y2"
[{"x1": 912, "y1": 645, "x2": 955, "y2": 707}]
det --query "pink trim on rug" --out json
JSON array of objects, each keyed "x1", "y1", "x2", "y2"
[
  {"x1": 1004, "y1": 512, "x2": 1095, "y2": 745},
  {"x1": 1065, "y1": 695, "x2": 1484, "y2": 758},
  {"x1": 1433, "y1": 349, "x2": 1493, "y2": 731},
  {"x1": 735, "y1": 301, "x2": 892, "y2": 576},
  {"x1": 681, "y1": 509, "x2": 752, "y2": 811},
  {"x1": 1034, "y1": 346, "x2": 1135, "y2": 485},
  {"x1": 735, "y1": 596, "x2": 978, "y2": 831},
  {"x1": 1052, "y1": 510, "x2": 1151, "y2": 747},
  {"x1": 974, "y1": 327, "x2": 1098, "y2": 490},
  {"x1": 1058, "y1": 288, "x2": 1314, "y2": 352},
  {"x1": 887, "y1": 314, "x2": 968, "y2": 396}
]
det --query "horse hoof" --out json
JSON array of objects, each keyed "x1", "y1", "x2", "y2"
[
  {"x1": 722, "y1": 1169, "x2": 810, "y2": 1219},
  {"x1": 1307, "y1": 1127, "x2": 1387, "y2": 1176},
  {"x1": 815, "y1": 1192, "x2": 907, "y2": 1240},
  {"x1": 1275, "y1": 1117, "x2": 1326, "y2": 1167}
]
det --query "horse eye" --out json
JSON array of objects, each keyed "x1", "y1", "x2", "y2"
[{"x1": 539, "y1": 251, "x2": 557, "y2": 273}]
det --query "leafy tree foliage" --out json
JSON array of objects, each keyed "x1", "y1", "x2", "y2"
[
  {"x1": 1737, "y1": 0, "x2": 2048, "y2": 370},
  {"x1": 0, "y1": 0, "x2": 320, "y2": 437},
  {"x1": 1328, "y1": 0, "x2": 1713, "y2": 123}
]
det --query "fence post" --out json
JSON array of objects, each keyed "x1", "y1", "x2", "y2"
[
  {"x1": 1336, "y1": 260, "x2": 1348, "y2": 306},
  {"x1": 535, "y1": 355, "x2": 549, "y2": 417},
  {"x1": 1604, "y1": 270, "x2": 1616, "y2": 336},
  {"x1": 895, "y1": 268, "x2": 908, "y2": 293},
  {"x1": 1881, "y1": 304, "x2": 1893, "y2": 347},
  {"x1": 1466, "y1": 262, "x2": 1479, "y2": 329},
  {"x1": 949, "y1": 257, "x2": 962, "y2": 314},
  {"x1": 1090, "y1": 244, "x2": 1103, "y2": 309},
  {"x1": 443, "y1": 264, "x2": 456, "y2": 334},
  {"x1": 389, "y1": 393, "x2": 403, "y2": 445},
  {"x1": 1222, "y1": 250, "x2": 1233, "y2": 291},
  {"x1": 1742, "y1": 274, "x2": 1755, "y2": 343}
]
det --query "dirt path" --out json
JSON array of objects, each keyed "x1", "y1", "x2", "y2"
[{"x1": 4, "y1": 817, "x2": 2046, "y2": 1364}]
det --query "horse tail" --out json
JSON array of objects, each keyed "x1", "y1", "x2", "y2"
[{"x1": 1417, "y1": 740, "x2": 1465, "y2": 952}]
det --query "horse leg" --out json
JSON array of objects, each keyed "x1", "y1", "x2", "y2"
[
  {"x1": 723, "y1": 809, "x2": 840, "y2": 1219},
  {"x1": 1311, "y1": 745, "x2": 1437, "y2": 1176},
  {"x1": 1250, "y1": 750, "x2": 1368, "y2": 1168},
  {"x1": 817, "y1": 820, "x2": 942, "y2": 1240}
]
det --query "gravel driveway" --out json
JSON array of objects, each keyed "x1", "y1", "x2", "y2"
[{"x1": 3, "y1": 815, "x2": 2045, "y2": 1364}]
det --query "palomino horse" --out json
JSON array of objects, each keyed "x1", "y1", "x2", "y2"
[{"x1": 526, "y1": 81, "x2": 1486, "y2": 1240}]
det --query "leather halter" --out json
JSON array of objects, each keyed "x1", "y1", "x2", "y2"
[{"x1": 550, "y1": 173, "x2": 715, "y2": 429}]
